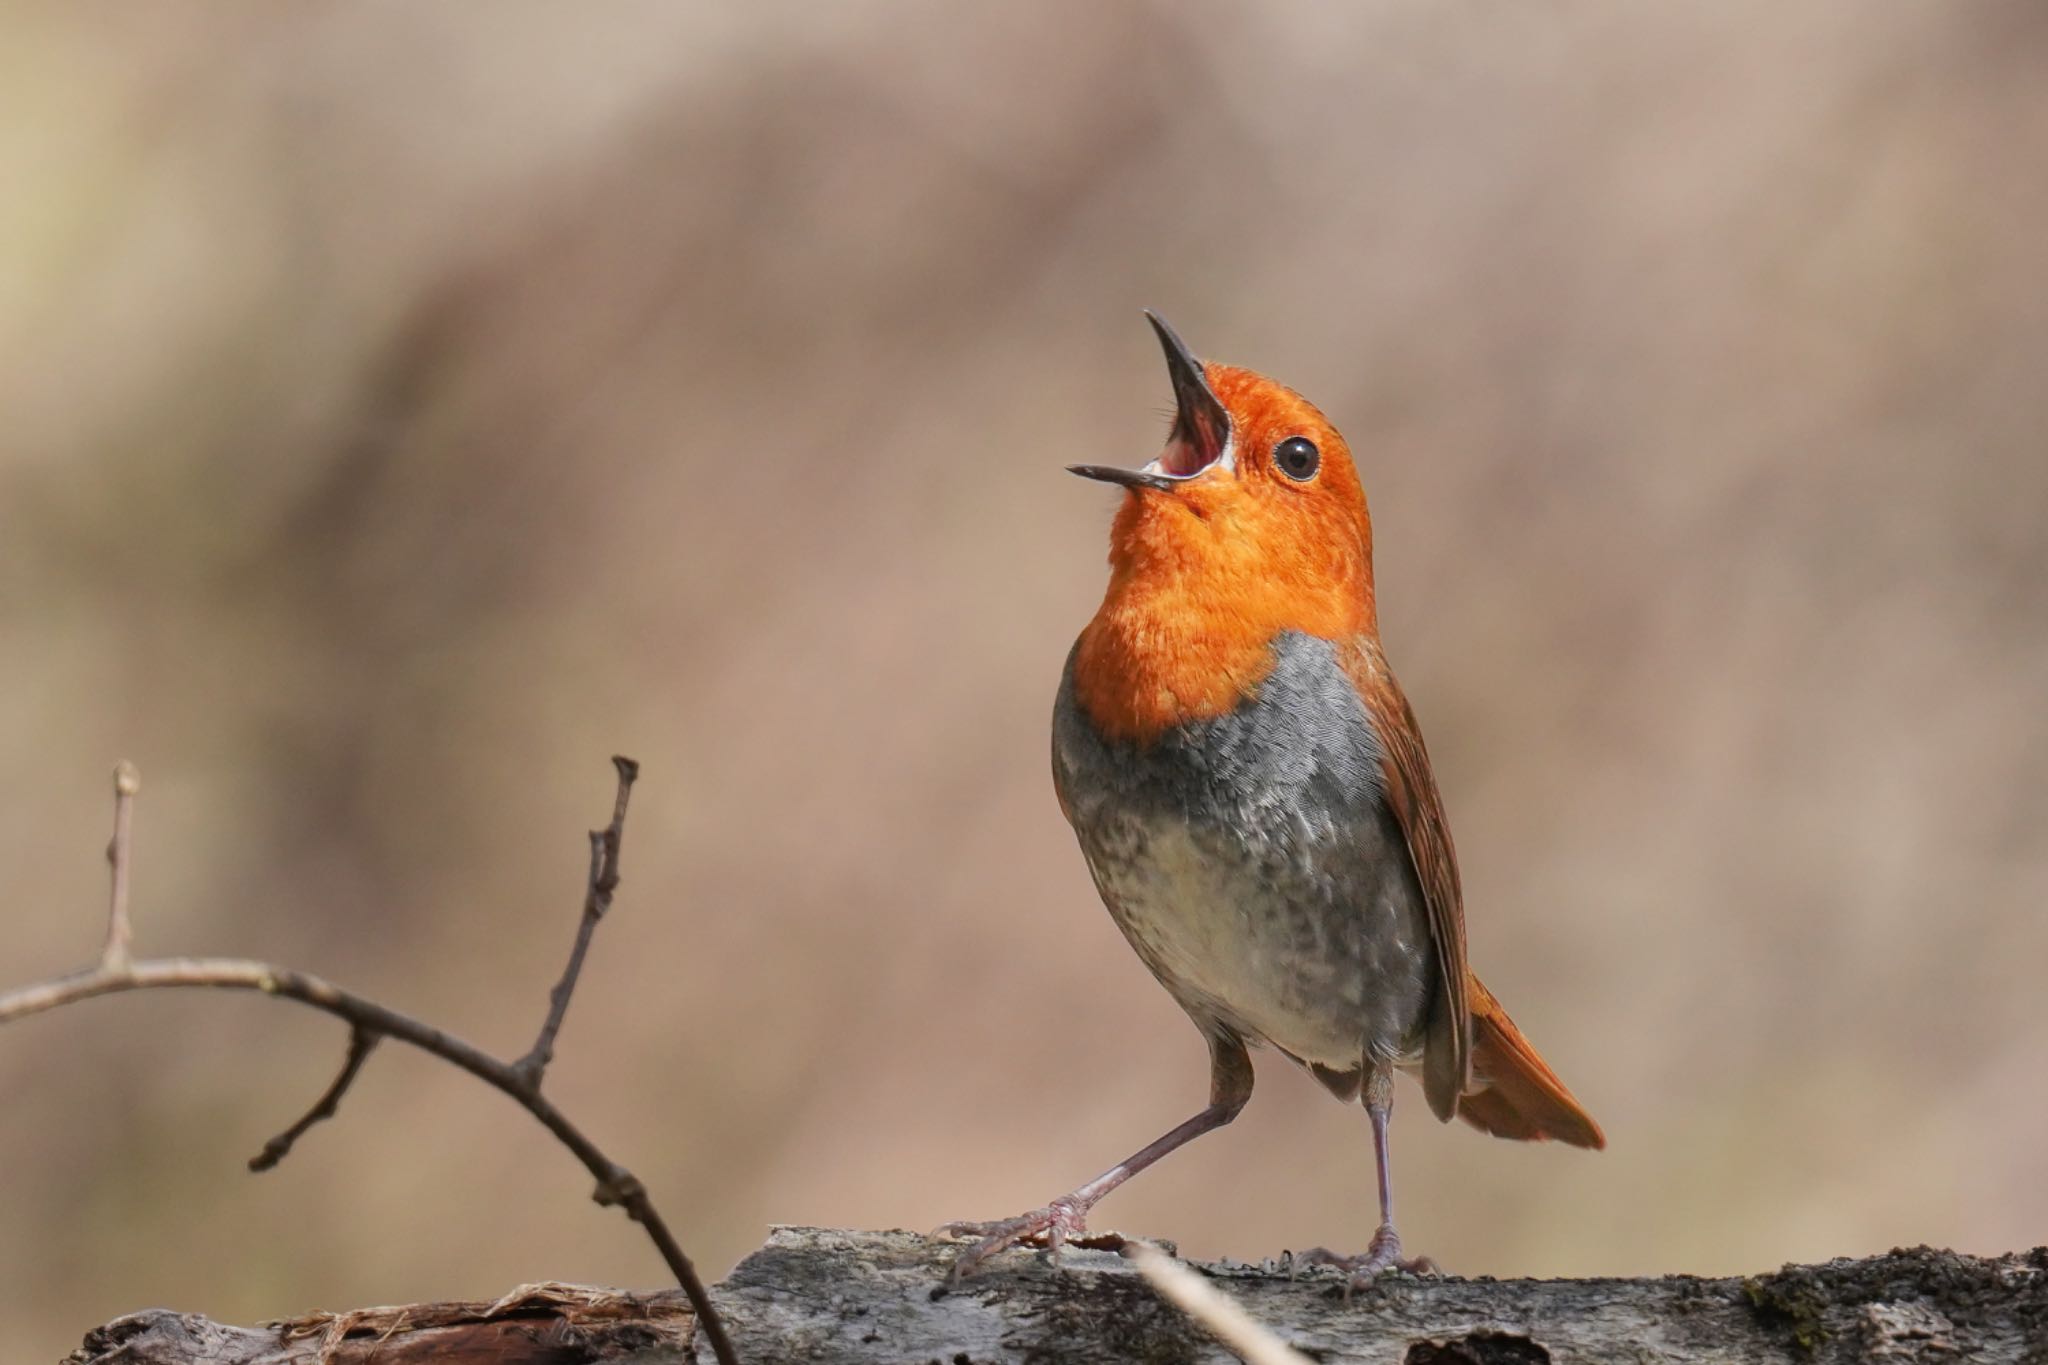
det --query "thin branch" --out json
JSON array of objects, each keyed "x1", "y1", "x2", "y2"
[
  {"x1": 0, "y1": 758, "x2": 739, "y2": 1365},
  {"x1": 101, "y1": 761, "x2": 140, "y2": 971},
  {"x1": 0, "y1": 955, "x2": 740, "y2": 1359},
  {"x1": 512, "y1": 755, "x2": 638, "y2": 1088},
  {"x1": 1126, "y1": 1240, "x2": 1314, "y2": 1365},
  {"x1": 247, "y1": 1026, "x2": 380, "y2": 1172}
]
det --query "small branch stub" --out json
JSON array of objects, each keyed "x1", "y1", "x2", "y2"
[{"x1": 101, "y1": 760, "x2": 141, "y2": 971}]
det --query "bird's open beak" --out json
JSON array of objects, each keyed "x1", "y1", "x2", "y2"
[{"x1": 1069, "y1": 311, "x2": 1233, "y2": 493}]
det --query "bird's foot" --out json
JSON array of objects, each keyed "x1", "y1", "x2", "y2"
[
  {"x1": 1298, "y1": 1223, "x2": 1438, "y2": 1296},
  {"x1": 933, "y1": 1195, "x2": 1117, "y2": 1289}
]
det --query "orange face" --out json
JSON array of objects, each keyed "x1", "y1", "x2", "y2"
[
  {"x1": 1069, "y1": 318, "x2": 1380, "y2": 741},
  {"x1": 1104, "y1": 362, "x2": 1375, "y2": 631}
]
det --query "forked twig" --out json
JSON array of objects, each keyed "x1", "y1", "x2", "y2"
[{"x1": 0, "y1": 758, "x2": 739, "y2": 1365}]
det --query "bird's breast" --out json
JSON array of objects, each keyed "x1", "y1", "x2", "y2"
[{"x1": 1053, "y1": 631, "x2": 1435, "y2": 1078}]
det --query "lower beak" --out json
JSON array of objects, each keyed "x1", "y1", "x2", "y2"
[{"x1": 1067, "y1": 464, "x2": 1176, "y2": 492}]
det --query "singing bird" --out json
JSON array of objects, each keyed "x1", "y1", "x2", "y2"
[{"x1": 941, "y1": 315, "x2": 1603, "y2": 1287}]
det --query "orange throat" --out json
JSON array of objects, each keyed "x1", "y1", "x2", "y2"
[{"x1": 1072, "y1": 500, "x2": 1377, "y2": 744}]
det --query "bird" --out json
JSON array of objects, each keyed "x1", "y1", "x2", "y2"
[{"x1": 938, "y1": 313, "x2": 1603, "y2": 1289}]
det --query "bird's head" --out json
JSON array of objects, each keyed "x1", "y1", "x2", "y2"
[{"x1": 1073, "y1": 314, "x2": 1377, "y2": 640}]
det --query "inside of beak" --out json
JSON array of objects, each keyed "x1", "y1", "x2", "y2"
[{"x1": 1158, "y1": 428, "x2": 1221, "y2": 478}]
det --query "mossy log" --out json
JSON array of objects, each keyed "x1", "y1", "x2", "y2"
[{"x1": 65, "y1": 1226, "x2": 2048, "y2": 1364}]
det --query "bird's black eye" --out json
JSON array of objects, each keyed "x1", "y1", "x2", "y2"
[{"x1": 1274, "y1": 436, "x2": 1320, "y2": 481}]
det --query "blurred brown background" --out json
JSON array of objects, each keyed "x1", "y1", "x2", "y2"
[{"x1": 5, "y1": 1, "x2": 2047, "y2": 1359}]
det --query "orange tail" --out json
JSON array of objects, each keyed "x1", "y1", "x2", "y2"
[{"x1": 1454, "y1": 977, "x2": 1606, "y2": 1150}]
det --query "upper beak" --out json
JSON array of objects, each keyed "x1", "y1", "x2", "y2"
[{"x1": 1068, "y1": 311, "x2": 1232, "y2": 494}]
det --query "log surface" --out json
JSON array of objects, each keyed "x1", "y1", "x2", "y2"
[{"x1": 64, "y1": 1226, "x2": 2048, "y2": 1364}]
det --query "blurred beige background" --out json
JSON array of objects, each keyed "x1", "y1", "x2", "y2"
[{"x1": 5, "y1": 1, "x2": 2047, "y2": 1359}]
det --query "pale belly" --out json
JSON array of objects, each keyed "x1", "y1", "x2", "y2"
[
  {"x1": 1076, "y1": 799, "x2": 1433, "y2": 1075},
  {"x1": 1054, "y1": 632, "x2": 1437, "y2": 1083}
]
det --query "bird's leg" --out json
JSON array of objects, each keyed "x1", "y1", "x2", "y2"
[
  {"x1": 936, "y1": 1032, "x2": 1252, "y2": 1287},
  {"x1": 1300, "y1": 1060, "x2": 1438, "y2": 1290}
]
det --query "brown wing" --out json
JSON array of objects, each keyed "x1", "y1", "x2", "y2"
[{"x1": 1340, "y1": 637, "x2": 1471, "y2": 1121}]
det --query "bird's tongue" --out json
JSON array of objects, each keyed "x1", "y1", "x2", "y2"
[{"x1": 1158, "y1": 434, "x2": 1214, "y2": 478}]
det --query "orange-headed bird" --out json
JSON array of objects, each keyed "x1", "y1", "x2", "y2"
[{"x1": 942, "y1": 315, "x2": 1603, "y2": 1288}]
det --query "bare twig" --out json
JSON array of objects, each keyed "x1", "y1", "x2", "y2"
[
  {"x1": 248, "y1": 1026, "x2": 381, "y2": 1172},
  {"x1": 0, "y1": 758, "x2": 740, "y2": 1365},
  {"x1": 101, "y1": 761, "x2": 140, "y2": 971},
  {"x1": 1126, "y1": 1240, "x2": 1314, "y2": 1365},
  {"x1": 513, "y1": 754, "x2": 638, "y2": 1088}
]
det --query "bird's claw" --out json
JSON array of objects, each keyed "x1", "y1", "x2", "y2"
[
  {"x1": 1299, "y1": 1225, "x2": 1438, "y2": 1297},
  {"x1": 933, "y1": 1196, "x2": 1104, "y2": 1287}
]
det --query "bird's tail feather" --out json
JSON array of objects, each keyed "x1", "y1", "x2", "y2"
[{"x1": 1456, "y1": 979, "x2": 1605, "y2": 1150}]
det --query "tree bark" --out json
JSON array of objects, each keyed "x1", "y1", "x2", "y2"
[{"x1": 64, "y1": 1227, "x2": 2048, "y2": 1364}]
